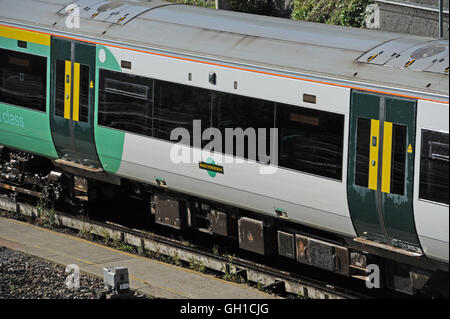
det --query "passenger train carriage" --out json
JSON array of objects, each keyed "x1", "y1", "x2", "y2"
[{"x1": 0, "y1": 0, "x2": 448, "y2": 296}]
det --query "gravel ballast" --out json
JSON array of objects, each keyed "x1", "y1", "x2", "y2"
[{"x1": 0, "y1": 246, "x2": 147, "y2": 299}]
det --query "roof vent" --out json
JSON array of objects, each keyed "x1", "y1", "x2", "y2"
[
  {"x1": 357, "y1": 39, "x2": 448, "y2": 75},
  {"x1": 410, "y1": 44, "x2": 447, "y2": 60},
  {"x1": 59, "y1": 0, "x2": 153, "y2": 25},
  {"x1": 97, "y1": 1, "x2": 127, "y2": 12}
]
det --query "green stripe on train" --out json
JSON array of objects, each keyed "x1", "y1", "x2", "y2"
[
  {"x1": 0, "y1": 36, "x2": 58, "y2": 158},
  {"x1": 94, "y1": 45, "x2": 125, "y2": 173}
]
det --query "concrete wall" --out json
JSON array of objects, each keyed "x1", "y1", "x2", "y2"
[
  {"x1": 216, "y1": 0, "x2": 448, "y2": 38},
  {"x1": 368, "y1": 0, "x2": 449, "y2": 38}
]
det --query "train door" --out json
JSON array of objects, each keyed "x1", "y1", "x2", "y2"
[
  {"x1": 347, "y1": 90, "x2": 421, "y2": 252},
  {"x1": 50, "y1": 37, "x2": 102, "y2": 170}
]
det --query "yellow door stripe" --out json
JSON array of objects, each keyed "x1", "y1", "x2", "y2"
[
  {"x1": 73, "y1": 63, "x2": 80, "y2": 122},
  {"x1": 368, "y1": 119, "x2": 380, "y2": 190},
  {"x1": 0, "y1": 25, "x2": 50, "y2": 46},
  {"x1": 64, "y1": 60, "x2": 72, "y2": 120},
  {"x1": 382, "y1": 121, "x2": 393, "y2": 193}
]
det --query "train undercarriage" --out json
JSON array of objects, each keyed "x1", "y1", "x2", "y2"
[{"x1": 0, "y1": 145, "x2": 448, "y2": 298}]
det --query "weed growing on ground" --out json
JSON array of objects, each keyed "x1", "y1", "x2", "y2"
[{"x1": 188, "y1": 257, "x2": 206, "y2": 273}]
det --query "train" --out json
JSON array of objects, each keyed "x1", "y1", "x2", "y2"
[{"x1": 0, "y1": 0, "x2": 448, "y2": 296}]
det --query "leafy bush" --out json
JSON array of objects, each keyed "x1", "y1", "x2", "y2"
[
  {"x1": 291, "y1": 0, "x2": 373, "y2": 28},
  {"x1": 165, "y1": 0, "x2": 214, "y2": 8},
  {"x1": 230, "y1": 0, "x2": 292, "y2": 16},
  {"x1": 164, "y1": 0, "x2": 372, "y2": 27}
]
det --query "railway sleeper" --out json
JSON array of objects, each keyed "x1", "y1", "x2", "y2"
[{"x1": 263, "y1": 280, "x2": 286, "y2": 294}]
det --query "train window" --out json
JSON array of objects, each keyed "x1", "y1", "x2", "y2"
[
  {"x1": 390, "y1": 124, "x2": 407, "y2": 195},
  {"x1": 277, "y1": 104, "x2": 344, "y2": 180},
  {"x1": 0, "y1": 48, "x2": 47, "y2": 112},
  {"x1": 55, "y1": 60, "x2": 65, "y2": 117},
  {"x1": 105, "y1": 78, "x2": 148, "y2": 99},
  {"x1": 78, "y1": 64, "x2": 89, "y2": 122},
  {"x1": 212, "y1": 92, "x2": 275, "y2": 162},
  {"x1": 355, "y1": 118, "x2": 371, "y2": 187},
  {"x1": 98, "y1": 69, "x2": 153, "y2": 136},
  {"x1": 419, "y1": 130, "x2": 449, "y2": 205},
  {"x1": 153, "y1": 80, "x2": 212, "y2": 146}
]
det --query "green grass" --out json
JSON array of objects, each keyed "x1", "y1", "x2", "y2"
[{"x1": 79, "y1": 225, "x2": 93, "y2": 240}]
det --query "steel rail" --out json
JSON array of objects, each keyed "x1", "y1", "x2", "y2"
[{"x1": 0, "y1": 195, "x2": 370, "y2": 299}]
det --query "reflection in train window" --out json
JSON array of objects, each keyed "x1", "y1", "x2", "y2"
[
  {"x1": 212, "y1": 92, "x2": 275, "y2": 162},
  {"x1": 54, "y1": 59, "x2": 65, "y2": 117},
  {"x1": 153, "y1": 80, "x2": 212, "y2": 146},
  {"x1": 277, "y1": 104, "x2": 344, "y2": 180},
  {"x1": 419, "y1": 130, "x2": 449, "y2": 205},
  {"x1": 99, "y1": 69, "x2": 153, "y2": 136},
  {"x1": 390, "y1": 124, "x2": 407, "y2": 195},
  {"x1": 0, "y1": 48, "x2": 47, "y2": 112},
  {"x1": 355, "y1": 117, "x2": 371, "y2": 187}
]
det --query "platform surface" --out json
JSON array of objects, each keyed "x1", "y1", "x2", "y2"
[{"x1": 0, "y1": 217, "x2": 277, "y2": 299}]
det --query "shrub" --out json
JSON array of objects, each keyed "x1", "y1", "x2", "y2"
[
  {"x1": 291, "y1": 0, "x2": 373, "y2": 28},
  {"x1": 165, "y1": 0, "x2": 214, "y2": 8}
]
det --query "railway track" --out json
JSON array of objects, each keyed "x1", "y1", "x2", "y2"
[{"x1": 0, "y1": 194, "x2": 372, "y2": 300}]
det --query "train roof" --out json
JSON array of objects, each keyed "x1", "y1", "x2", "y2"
[{"x1": 0, "y1": 0, "x2": 448, "y2": 99}]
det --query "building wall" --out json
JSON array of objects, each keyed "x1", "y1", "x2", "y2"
[{"x1": 368, "y1": 0, "x2": 449, "y2": 38}]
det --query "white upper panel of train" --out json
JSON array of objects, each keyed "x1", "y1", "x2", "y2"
[{"x1": 0, "y1": 0, "x2": 448, "y2": 99}]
